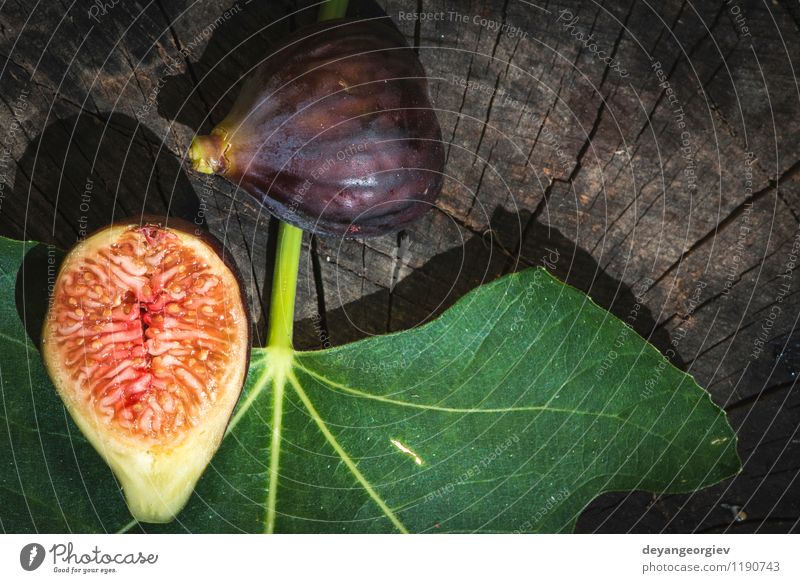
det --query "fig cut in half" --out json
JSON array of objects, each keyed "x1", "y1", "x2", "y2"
[{"x1": 41, "y1": 220, "x2": 250, "y2": 523}]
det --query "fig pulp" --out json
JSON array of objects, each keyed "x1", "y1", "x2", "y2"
[
  {"x1": 41, "y1": 220, "x2": 250, "y2": 523},
  {"x1": 189, "y1": 18, "x2": 444, "y2": 237}
]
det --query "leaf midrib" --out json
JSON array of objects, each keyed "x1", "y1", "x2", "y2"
[{"x1": 225, "y1": 351, "x2": 408, "y2": 533}]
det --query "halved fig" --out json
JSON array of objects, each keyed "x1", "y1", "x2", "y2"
[{"x1": 41, "y1": 219, "x2": 250, "y2": 523}]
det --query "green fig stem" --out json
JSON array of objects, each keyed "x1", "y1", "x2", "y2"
[
  {"x1": 318, "y1": 0, "x2": 349, "y2": 21},
  {"x1": 267, "y1": 223, "x2": 303, "y2": 350},
  {"x1": 188, "y1": 133, "x2": 227, "y2": 175},
  {"x1": 265, "y1": 0, "x2": 348, "y2": 351}
]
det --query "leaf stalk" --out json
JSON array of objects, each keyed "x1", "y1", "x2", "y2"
[{"x1": 267, "y1": 224, "x2": 303, "y2": 349}]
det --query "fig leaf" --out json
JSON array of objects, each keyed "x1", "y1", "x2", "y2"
[{"x1": 0, "y1": 235, "x2": 740, "y2": 533}]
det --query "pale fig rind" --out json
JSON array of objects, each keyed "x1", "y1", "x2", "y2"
[{"x1": 41, "y1": 219, "x2": 250, "y2": 523}]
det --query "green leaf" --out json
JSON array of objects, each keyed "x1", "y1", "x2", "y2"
[{"x1": 0, "y1": 236, "x2": 740, "y2": 533}]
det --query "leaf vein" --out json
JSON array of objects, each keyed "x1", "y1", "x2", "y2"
[{"x1": 286, "y1": 369, "x2": 409, "y2": 534}]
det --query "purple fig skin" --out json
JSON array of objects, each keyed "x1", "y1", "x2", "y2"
[{"x1": 189, "y1": 18, "x2": 444, "y2": 237}]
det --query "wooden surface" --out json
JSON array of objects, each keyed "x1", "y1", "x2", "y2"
[{"x1": 1, "y1": 0, "x2": 798, "y2": 533}]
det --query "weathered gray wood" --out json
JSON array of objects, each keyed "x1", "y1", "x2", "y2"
[{"x1": 1, "y1": 0, "x2": 798, "y2": 533}]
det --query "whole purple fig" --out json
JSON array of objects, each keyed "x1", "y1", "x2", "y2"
[{"x1": 189, "y1": 18, "x2": 444, "y2": 237}]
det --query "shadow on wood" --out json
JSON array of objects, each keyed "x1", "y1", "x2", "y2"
[
  {"x1": 296, "y1": 206, "x2": 683, "y2": 369},
  {"x1": 5, "y1": 112, "x2": 201, "y2": 248}
]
